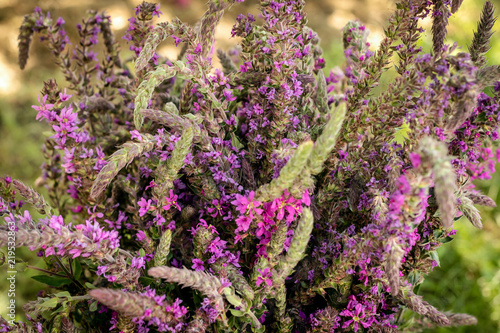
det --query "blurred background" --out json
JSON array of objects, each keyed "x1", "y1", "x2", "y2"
[{"x1": 0, "y1": 0, "x2": 500, "y2": 332}]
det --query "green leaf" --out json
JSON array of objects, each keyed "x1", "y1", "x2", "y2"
[
  {"x1": 429, "y1": 251, "x2": 440, "y2": 267},
  {"x1": 231, "y1": 132, "x2": 244, "y2": 151},
  {"x1": 139, "y1": 276, "x2": 156, "y2": 286},
  {"x1": 32, "y1": 275, "x2": 73, "y2": 287},
  {"x1": 71, "y1": 259, "x2": 82, "y2": 280},
  {"x1": 54, "y1": 291, "x2": 71, "y2": 298},
  {"x1": 40, "y1": 297, "x2": 59, "y2": 308},
  {"x1": 439, "y1": 236, "x2": 454, "y2": 243},
  {"x1": 89, "y1": 300, "x2": 98, "y2": 312},
  {"x1": 85, "y1": 282, "x2": 96, "y2": 289},
  {"x1": 229, "y1": 309, "x2": 245, "y2": 317}
]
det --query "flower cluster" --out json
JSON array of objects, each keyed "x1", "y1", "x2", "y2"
[{"x1": 1, "y1": 0, "x2": 499, "y2": 332}]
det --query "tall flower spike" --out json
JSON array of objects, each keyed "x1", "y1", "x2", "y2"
[
  {"x1": 136, "y1": 23, "x2": 173, "y2": 72},
  {"x1": 397, "y1": 289, "x2": 451, "y2": 326},
  {"x1": 451, "y1": 0, "x2": 464, "y2": 14},
  {"x1": 419, "y1": 137, "x2": 457, "y2": 229},
  {"x1": 445, "y1": 312, "x2": 478, "y2": 326},
  {"x1": 217, "y1": 49, "x2": 237, "y2": 74},
  {"x1": 88, "y1": 289, "x2": 178, "y2": 323},
  {"x1": 459, "y1": 196, "x2": 483, "y2": 229},
  {"x1": 148, "y1": 266, "x2": 222, "y2": 299},
  {"x1": 307, "y1": 103, "x2": 346, "y2": 176},
  {"x1": 314, "y1": 70, "x2": 329, "y2": 115},
  {"x1": 12, "y1": 179, "x2": 52, "y2": 215},
  {"x1": 18, "y1": 13, "x2": 36, "y2": 70},
  {"x1": 154, "y1": 229, "x2": 172, "y2": 267},
  {"x1": 153, "y1": 127, "x2": 194, "y2": 203},
  {"x1": 90, "y1": 134, "x2": 156, "y2": 200},
  {"x1": 385, "y1": 237, "x2": 405, "y2": 296},
  {"x1": 212, "y1": 260, "x2": 255, "y2": 301},
  {"x1": 134, "y1": 61, "x2": 192, "y2": 129},
  {"x1": 432, "y1": 1, "x2": 450, "y2": 55},
  {"x1": 275, "y1": 208, "x2": 314, "y2": 282},
  {"x1": 469, "y1": 1, "x2": 496, "y2": 68},
  {"x1": 464, "y1": 190, "x2": 497, "y2": 207},
  {"x1": 255, "y1": 141, "x2": 314, "y2": 202},
  {"x1": 199, "y1": 0, "x2": 236, "y2": 59}
]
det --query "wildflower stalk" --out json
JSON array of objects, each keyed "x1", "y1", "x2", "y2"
[
  {"x1": 135, "y1": 22, "x2": 174, "y2": 72},
  {"x1": 153, "y1": 229, "x2": 172, "y2": 267},
  {"x1": 90, "y1": 135, "x2": 156, "y2": 200},
  {"x1": 432, "y1": 1, "x2": 450, "y2": 55},
  {"x1": 419, "y1": 137, "x2": 457, "y2": 228},
  {"x1": 148, "y1": 266, "x2": 222, "y2": 299},
  {"x1": 397, "y1": 288, "x2": 451, "y2": 326},
  {"x1": 469, "y1": 1, "x2": 496, "y2": 68},
  {"x1": 307, "y1": 103, "x2": 346, "y2": 176},
  {"x1": 459, "y1": 196, "x2": 483, "y2": 229},
  {"x1": 153, "y1": 127, "x2": 193, "y2": 203},
  {"x1": 385, "y1": 237, "x2": 405, "y2": 296},
  {"x1": 89, "y1": 288, "x2": 177, "y2": 323},
  {"x1": 12, "y1": 179, "x2": 52, "y2": 215},
  {"x1": 212, "y1": 260, "x2": 255, "y2": 301},
  {"x1": 464, "y1": 190, "x2": 497, "y2": 207},
  {"x1": 134, "y1": 61, "x2": 192, "y2": 129},
  {"x1": 255, "y1": 141, "x2": 314, "y2": 201},
  {"x1": 275, "y1": 208, "x2": 314, "y2": 281},
  {"x1": 445, "y1": 312, "x2": 478, "y2": 326}
]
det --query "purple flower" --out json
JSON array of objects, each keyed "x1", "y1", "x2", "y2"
[
  {"x1": 138, "y1": 198, "x2": 154, "y2": 216},
  {"x1": 162, "y1": 190, "x2": 181, "y2": 211},
  {"x1": 136, "y1": 230, "x2": 147, "y2": 242},
  {"x1": 256, "y1": 268, "x2": 273, "y2": 287},
  {"x1": 191, "y1": 258, "x2": 204, "y2": 271},
  {"x1": 232, "y1": 191, "x2": 263, "y2": 218},
  {"x1": 131, "y1": 256, "x2": 145, "y2": 269},
  {"x1": 33, "y1": 95, "x2": 55, "y2": 121},
  {"x1": 340, "y1": 303, "x2": 373, "y2": 332}
]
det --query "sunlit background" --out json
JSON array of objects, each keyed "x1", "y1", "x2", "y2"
[{"x1": 0, "y1": 0, "x2": 499, "y2": 332}]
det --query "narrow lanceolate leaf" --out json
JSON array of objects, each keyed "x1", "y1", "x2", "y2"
[
  {"x1": 134, "y1": 62, "x2": 192, "y2": 129},
  {"x1": 432, "y1": 1, "x2": 450, "y2": 55},
  {"x1": 12, "y1": 179, "x2": 51, "y2": 214},
  {"x1": 464, "y1": 190, "x2": 497, "y2": 207},
  {"x1": 308, "y1": 103, "x2": 347, "y2": 175},
  {"x1": 154, "y1": 229, "x2": 172, "y2": 267},
  {"x1": 469, "y1": 1, "x2": 496, "y2": 68},
  {"x1": 88, "y1": 289, "x2": 176, "y2": 323},
  {"x1": 276, "y1": 208, "x2": 314, "y2": 281},
  {"x1": 385, "y1": 237, "x2": 405, "y2": 296},
  {"x1": 148, "y1": 266, "x2": 222, "y2": 298},
  {"x1": 419, "y1": 137, "x2": 457, "y2": 229},
  {"x1": 136, "y1": 24, "x2": 173, "y2": 72},
  {"x1": 459, "y1": 196, "x2": 483, "y2": 229},
  {"x1": 90, "y1": 136, "x2": 156, "y2": 200},
  {"x1": 398, "y1": 289, "x2": 451, "y2": 326},
  {"x1": 255, "y1": 141, "x2": 314, "y2": 201}
]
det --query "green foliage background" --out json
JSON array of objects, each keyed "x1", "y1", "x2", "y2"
[{"x1": 0, "y1": 0, "x2": 499, "y2": 332}]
